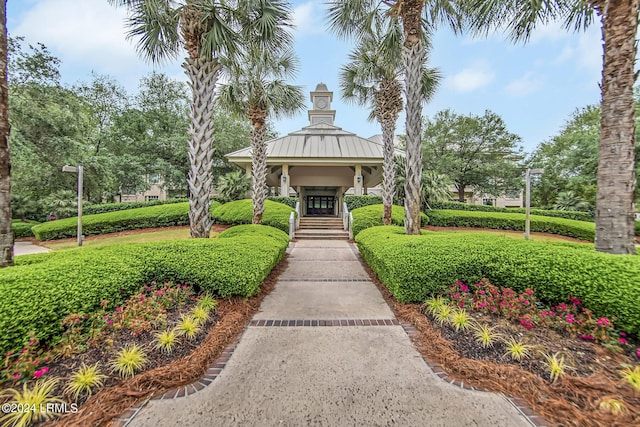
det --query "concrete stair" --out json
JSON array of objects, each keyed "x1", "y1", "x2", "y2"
[{"x1": 296, "y1": 217, "x2": 349, "y2": 240}]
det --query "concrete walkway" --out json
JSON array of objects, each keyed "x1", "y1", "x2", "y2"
[
  {"x1": 14, "y1": 241, "x2": 50, "y2": 256},
  {"x1": 128, "y1": 240, "x2": 533, "y2": 427}
]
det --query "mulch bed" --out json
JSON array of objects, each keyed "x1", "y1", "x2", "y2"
[
  {"x1": 49, "y1": 256, "x2": 287, "y2": 427},
  {"x1": 355, "y1": 249, "x2": 640, "y2": 427}
]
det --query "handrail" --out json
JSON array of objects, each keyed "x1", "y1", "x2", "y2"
[
  {"x1": 288, "y1": 212, "x2": 295, "y2": 240},
  {"x1": 348, "y1": 212, "x2": 354, "y2": 240},
  {"x1": 342, "y1": 202, "x2": 349, "y2": 230},
  {"x1": 294, "y1": 201, "x2": 300, "y2": 229}
]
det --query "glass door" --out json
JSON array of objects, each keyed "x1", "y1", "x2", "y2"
[{"x1": 306, "y1": 196, "x2": 335, "y2": 216}]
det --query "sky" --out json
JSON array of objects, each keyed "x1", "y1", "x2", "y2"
[{"x1": 7, "y1": 0, "x2": 604, "y2": 155}]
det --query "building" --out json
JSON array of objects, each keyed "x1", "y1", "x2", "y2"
[
  {"x1": 226, "y1": 83, "x2": 399, "y2": 216},
  {"x1": 450, "y1": 186, "x2": 524, "y2": 208}
]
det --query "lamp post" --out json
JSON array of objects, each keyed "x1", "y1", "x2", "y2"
[
  {"x1": 524, "y1": 168, "x2": 544, "y2": 240},
  {"x1": 62, "y1": 164, "x2": 83, "y2": 246}
]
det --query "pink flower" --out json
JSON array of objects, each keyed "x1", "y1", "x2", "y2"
[
  {"x1": 33, "y1": 367, "x2": 49, "y2": 379},
  {"x1": 565, "y1": 314, "x2": 576, "y2": 324},
  {"x1": 569, "y1": 297, "x2": 581, "y2": 306},
  {"x1": 460, "y1": 284, "x2": 469, "y2": 293},
  {"x1": 557, "y1": 303, "x2": 567, "y2": 311},
  {"x1": 636, "y1": 348, "x2": 640, "y2": 358},
  {"x1": 597, "y1": 317, "x2": 610, "y2": 327},
  {"x1": 619, "y1": 331, "x2": 627, "y2": 337},
  {"x1": 116, "y1": 307, "x2": 123, "y2": 313},
  {"x1": 107, "y1": 320, "x2": 113, "y2": 325},
  {"x1": 578, "y1": 334, "x2": 594, "y2": 341},
  {"x1": 13, "y1": 374, "x2": 21, "y2": 380},
  {"x1": 619, "y1": 338, "x2": 627, "y2": 345}
]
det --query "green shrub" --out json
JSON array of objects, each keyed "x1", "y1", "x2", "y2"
[
  {"x1": 351, "y1": 204, "x2": 428, "y2": 237},
  {"x1": 11, "y1": 220, "x2": 39, "y2": 238},
  {"x1": 0, "y1": 225, "x2": 287, "y2": 355},
  {"x1": 211, "y1": 199, "x2": 295, "y2": 233},
  {"x1": 31, "y1": 202, "x2": 222, "y2": 241},
  {"x1": 267, "y1": 196, "x2": 298, "y2": 209},
  {"x1": 218, "y1": 224, "x2": 290, "y2": 247},
  {"x1": 344, "y1": 195, "x2": 383, "y2": 211},
  {"x1": 356, "y1": 226, "x2": 640, "y2": 335},
  {"x1": 426, "y1": 210, "x2": 595, "y2": 241},
  {"x1": 430, "y1": 201, "x2": 594, "y2": 222},
  {"x1": 83, "y1": 198, "x2": 188, "y2": 215}
]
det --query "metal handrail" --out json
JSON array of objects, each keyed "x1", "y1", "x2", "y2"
[
  {"x1": 342, "y1": 202, "x2": 349, "y2": 230},
  {"x1": 288, "y1": 212, "x2": 295, "y2": 240},
  {"x1": 294, "y1": 201, "x2": 300, "y2": 229},
  {"x1": 348, "y1": 212, "x2": 354, "y2": 240}
]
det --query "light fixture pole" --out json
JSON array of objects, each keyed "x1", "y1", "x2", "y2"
[
  {"x1": 524, "y1": 168, "x2": 544, "y2": 240},
  {"x1": 62, "y1": 164, "x2": 83, "y2": 246}
]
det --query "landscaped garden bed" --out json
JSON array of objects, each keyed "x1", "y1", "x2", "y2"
[
  {"x1": 0, "y1": 224, "x2": 290, "y2": 426},
  {"x1": 356, "y1": 226, "x2": 640, "y2": 426}
]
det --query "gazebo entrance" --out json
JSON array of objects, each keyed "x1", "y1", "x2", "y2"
[{"x1": 305, "y1": 195, "x2": 336, "y2": 216}]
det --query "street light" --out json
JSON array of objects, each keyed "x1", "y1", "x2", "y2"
[
  {"x1": 62, "y1": 164, "x2": 84, "y2": 246},
  {"x1": 524, "y1": 168, "x2": 544, "y2": 240}
]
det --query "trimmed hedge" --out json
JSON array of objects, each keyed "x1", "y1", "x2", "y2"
[
  {"x1": 0, "y1": 225, "x2": 288, "y2": 355},
  {"x1": 84, "y1": 198, "x2": 188, "y2": 215},
  {"x1": 267, "y1": 196, "x2": 298, "y2": 209},
  {"x1": 211, "y1": 199, "x2": 295, "y2": 233},
  {"x1": 351, "y1": 204, "x2": 429, "y2": 237},
  {"x1": 344, "y1": 195, "x2": 383, "y2": 211},
  {"x1": 356, "y1": 226, "x2": 640, "y2": 335},
  {"x1": 11, "y1": 219, "x2": 39, "y2": 238},
  {"x1": 426, "y1": 209, "x2": 595, "y2": 241},
  {"x1": 430, "y1": 201, "x2": 594, "y2": 222},
  {"x1": 31, "y1": 202, "x2": 222, "y2": 241}
]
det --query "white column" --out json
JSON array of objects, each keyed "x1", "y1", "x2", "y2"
[
  {"x1": 354, "y1": 164, "x2": 363, "y2": 196},
  {"x1": 244, "y1": 164, "x2": 251, "y2": 177},
  {"x1": 280, "y1": 164, "x2": 289, "y2": 196}
]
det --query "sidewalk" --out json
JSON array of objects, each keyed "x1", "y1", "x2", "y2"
[
  {"x1": 127, "y1": 240, "x2": 533, "y2": 427},
  {"x1": 14, "y1": 241, "x2": 50, "y2": 256}
]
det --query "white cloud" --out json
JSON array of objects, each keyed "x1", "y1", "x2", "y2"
[
  {"x1": 530, "y1": 20, "x2": 569, "y2": 44},
  {"x1": 292, "y1": 2, "x2": 325, "y2": 36},
  {"x1": 13, "y1": 0, "x2": 150, "y2": 75},
  {"x1": 505, "y1": 72, "x2": 545, "y2": 97},
  {"x1": 447, "y1": 62, "x2": 495, "y2": 93}
]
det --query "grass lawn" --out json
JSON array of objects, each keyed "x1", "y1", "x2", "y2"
[
  {"x1": 423, "y1": 226, "x2": 593, "y2": 245},
  {"x1": 42, "y1": 227, "x2": 209, "y2": 251}
]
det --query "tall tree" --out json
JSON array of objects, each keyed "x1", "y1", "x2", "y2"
[
  {"x1": 109, "y1": 0, "x2": 293, "y2": 238},
  {"x1": 0, "y1": 0, "x2": 11, "y2": 267},
  {"x1": 339, "y1": 17, "x2": 440, "y2": 225},
  {"x1": 327, "y1": 0, "x2": 465, "y2": 235},
  {"x1": 467, "y1": 0, "x2": 638, "y2": 253},
  {"x1": 423, "y1": 109, "x2": 524, "y2": 202},
  {"x1": 218, "y1": 48, "x2": 304, "y2": 224}
]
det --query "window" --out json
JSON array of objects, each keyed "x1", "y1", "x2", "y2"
[
  {"x1": 146, "y1": 195, "x2": 159, "y2": 202},
  {"x1": 482, "y1": 198, "x2": 494, "y2": 206}
]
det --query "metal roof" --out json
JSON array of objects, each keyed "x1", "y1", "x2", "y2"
[{"x1": 226, "y1": 123, "x2": 403, "y2": 163}]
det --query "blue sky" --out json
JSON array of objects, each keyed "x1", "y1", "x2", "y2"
[{"x1": 7, "y1": 0, "x2": 603, "y2": 154}]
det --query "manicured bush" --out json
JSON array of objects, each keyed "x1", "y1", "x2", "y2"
[
  {"x1": 11, "y1": 220, "x2": 39, "y2": 238},
  {"x1": 351, "y1": 204, "x2": 428, "y2": 237},
  {"x1": 83, "y1": 198, "x2": 188, "y2": 215},
  {"x1": 0, "y1": 225, "x2": 287, "y2": 355},
  {"x1": 430, "y1": 201, "x2": 594, "y2": 222},
  {"x1": 267, "y1": 196, "x2": 298, "y2": 209},
  {"x1": 211, "y1": 199, "x2": 295, "y2": 233},
  {"x1": 218, "y1": 224, "x2": 291, "y2": 247},
  {"x1": 344, "y1": 195, "x2": 383, "y2": 211},
  {"x1": 31, "y1": 202, "x2": 222, "y2": 241},
  {"x1": 426, "y1": 209, "x2": 596, "y2": 241},
  {"x1": 356, "y1": 226, "x2": 640, "y2": 335}
]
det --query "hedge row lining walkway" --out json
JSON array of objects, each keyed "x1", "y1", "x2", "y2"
[{"x1": 126, "y1": 240, "x2": 535, "y2": 427}]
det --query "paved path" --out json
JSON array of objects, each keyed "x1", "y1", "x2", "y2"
[
  {"x1": 14, "y1": 241, "x2": 50, "y2": 256},
  {"x1": 129, "y1": 240, "x2": 532, "y2": 427}
]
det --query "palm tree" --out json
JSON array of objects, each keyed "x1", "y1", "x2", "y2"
[
  {"x1": 467, "y1": 0, "x2": 638, "y2": 254},
  {"x1": 0, "y1": 0, "x2": 12, "y2": 268},
  {"x1": 394, "y1": 155, "x2": 451, "y2": 210},
  {"x1": 216, "y1": 169, "x2": 250, "y2": 202},
  {"x1": 553, "y1": 190, "x2": 592, "y2": 212},
  {"x1": 109, "y1": 0, "x2": 293, "y2": 238},
  {"x1": 339, "y1": 18, "x2": 440, "y2": 225},
  {"x1": 218, "y1": 48, "x2": 304, "y2": 224},
  {"x1": 328, "y1": 0, "x2": 464, "y2": 235}
]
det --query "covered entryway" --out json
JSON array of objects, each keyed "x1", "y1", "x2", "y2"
[{"x1": 306, "y1": 196, "x2": 336, "y2": 216}]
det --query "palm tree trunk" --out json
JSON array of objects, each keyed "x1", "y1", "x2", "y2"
[
  {"x1": 183, "y1": 57, "x2": 221, "y2": 238},
  {"x1": 0, "y1": 0, "x2": 12, "y2": 268},
  {"x1": 401, "y1": 0, "x2": 425, "y2": 235},
  {"x1": 375, "y1": 79, "x2": 402, "y2": 226},
  {"x1": 250, "y1": 119, "x2": 268, "y2": 224},
  {"x1": 381, "y1": 118, "x2": 397, "y2": 225},
  {"x1": 594, "y1": 0, "x2": 638, "y2": 254}
]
